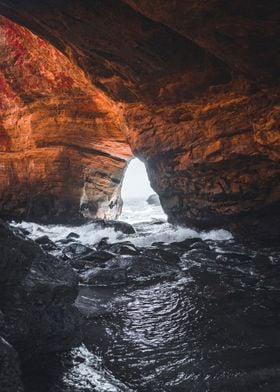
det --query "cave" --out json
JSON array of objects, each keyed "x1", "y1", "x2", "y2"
[
  {"x1": 0, "y1": 1, "x2": 279, "y2": 391},
  {"x1": 0, "y1": 2, "x2": 278, "y2": 242}
]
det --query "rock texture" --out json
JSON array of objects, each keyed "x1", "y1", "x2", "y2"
[
  {"x1": 0, "y1": 1, "x2": 279, "y2": 242},
  {"x1": 0, "y1": 337, "x2": 23, "y2": 392},
  {"x1": 146, "y1": 194, "x2": 160, "y2": 206},
  {"x1": 0, "y1": 15, "x2": 132, "y2": 222},
  {"x1": 0, "y1": 220, "x2": 81, "y2": 389}
]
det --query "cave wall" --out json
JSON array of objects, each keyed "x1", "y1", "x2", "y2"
[
  {"x1": 0, "y1": 15, "x2": 132, "y2": 222},
  {"x1": 0, "y1": 0, "x2": 279, "y2": 241}
]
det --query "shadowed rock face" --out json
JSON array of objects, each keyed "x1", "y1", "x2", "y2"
[
  {"x1": 0, "y1": 219, "x2": 82, "y2": 390},
  {"x1": 0, "y1": 1, "x2": 279, "y2": 242}
]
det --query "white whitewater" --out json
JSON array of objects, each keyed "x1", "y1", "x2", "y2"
[{"x1": 11, "y1": 197, "x2": 232, "y2": 249}]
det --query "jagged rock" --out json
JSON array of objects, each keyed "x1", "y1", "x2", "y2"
[
  {"x1": 77, "y1": 252, "x2": 179, "y2": 285},
  {"x1": 62, "y1": 243, "x2": 95, "y2": 260},
  {"x1": 170, "y1": 238, "x2": 203, "y2": 250},
  {"x1": 34, "y1": 235, "x2": 52, "y2": 245},
  {"x1": 146, "y1": 194, "x2": 160, "y2": 206},
  {"x1": 105, "y1": 241, "x2": 140, "y2": 256},
  {"x1": 142, "y1": 248, "x2": 181, "y2": 264},
  {"x1": 78, "y1": 250, "x2": 116, "y2": 263},
  {"x1": 0, "y1": 337, "x2": 23, "y2": 392},
  {"x1": 189, "y1": 241, "x2": 211, "y2": 251},
  {"x1": 35, "y1": 235, "x2": 58, "y2": 251},
  {"x1": 66, "y1": 232, "x2": 80, "y2": 239},
  {"x1": 70, "y1": 250, "x2": 116, "y2": 270},
  {"x1": 0, "y1": 3, "x2": 279, "y2": 243},
  {"x1": 59, "y1": 237, "x2": 77, "y2": 245},
  {"x1": 106, "y1": 255, "x2": 178, "y2": 281},
  {"x1": 80, "y1": 267, "x2": 128, "y2": 286},
  {"x1": 0, "y1": 220, "x2": 82, "y2": 388},
  {"x1": 92, "y1": 219, "x2": 136, "y2": 235},
  {"x1": 11, "y1": 227, "x2": 30, "y2": 240},
  {"x1": 151, "y1": 242, "x2": 167, "y2": 248},
  {"x1": 97, "y1": 237, "x2": 110, "y2": 250}
]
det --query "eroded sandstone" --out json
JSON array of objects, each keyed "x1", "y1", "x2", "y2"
[
  {"x1": 0, "y1": 14, "x2": 132, "y2": 222},
  {"x1": 0, "y1": 1, "x2": 279, "y2": 242}
]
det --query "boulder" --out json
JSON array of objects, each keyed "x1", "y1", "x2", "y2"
[
  {"x1": 35, "y1": 235, "x2": 58, "y2": 251},
  {"x1": 0, "y1": 220, "x2": 82, "y2": 388},
  {"x1": 93, "y1": 219, "x2": 136, "y2": 235},
  {"x1": 142, "y1": 248, "x2": 181, "y2": 264},
  {"x1": 0, "y1": 337, "x2": 23, "y2": 392},
  {"x1": 106, "y1": 241, "x2": 140, "y2": 256},
  {"x1": 66, "y1": 232, "x2": 80, "y2": 239},
  {"x1": 62, "y1": 243, "x2": 95, "y2": 260},
  {"x1": 78, "y1": 250, "x2": 116, "y2": 263},
  {"x1": 170, "y1": 238, "x2": 203, "y2": 250},
  {"x1": 146, "y1": 194, "x2": 161, "y2": 206},
  {"x1": 106, "y1": 255, "x2": 178, "y2": 281},
  {"x1": 80, "y1": 267, "x2": 127, "y2": 286}
]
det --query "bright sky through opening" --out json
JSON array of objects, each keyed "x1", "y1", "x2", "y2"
[{"x1": 121, "y1": 158, "x2": 154, "y2": 200}]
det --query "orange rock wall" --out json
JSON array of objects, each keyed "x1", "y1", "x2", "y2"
[
  {"x1": 0, "y1": 15, "x2": 132, "y2": 222},
  {"x1": 0, "y1": 1, "x2": 279, "y2": 242}
]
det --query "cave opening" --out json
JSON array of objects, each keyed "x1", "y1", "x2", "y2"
[
  {"x1": 1, "y1": 3, "x2": 280, "y2": 392},
  {"x1": 121, "y1": 158, "x2": 153, "y2": 201},
  {"x1": 120, "y1": 158, "x2": 166, "y2": 223}
]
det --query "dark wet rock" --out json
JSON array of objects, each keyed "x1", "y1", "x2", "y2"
[
  {"x1": 41, "y1": 242, "x2": 58, "y2": 251},
  {"x1": 59, "y1": 237, "x2": 77, "y2": 245},
  {"x1": 80, "y1": 267, "x2": 127, "y2": 286},
  {"x1": 151, "y1": 241, "x2": 167, "y2": 248},
  {"x1": 215, "y1": 254, "x2": 228, "y2": 264},
  {"x1": 97, "y1": 238, "x2": 140, "y2": 255},
  {"x1": 106, "y1": 241, "x2": 140, "y2": 256},
  {"x1": 182, "y1": 248, "x2": 217, "y2": 265},
  {"x1": 0, "y1": 337, "x2": 23, "y2": 392},
  {"x1": 245, "y1": 305, "x2": 277, "y2": 328},
  {"x1": 78, "y1": 250, "x2": 116, "y2": 262},
  {"x1": 62, "y1": 243, "x2": 95, "y2": 260},
  {"x1": 170, "y1": 237, "x2": 203, "y2": 250},
  {"x1": 69, "y1": 259, "x2": 89, "y2": 270},
  {"x1": 35, "y1": 235, "x2": 52, "y2": 245},
  {"x1": 66, "y1": 232, "x2": 80, "y2": 239},
  {"x1": 0, "y1": 219, "x2": 82, "y2": 373},
  {"x1": 11, "y1": 227, "x2": 31, "y2": 240},
  {"x1": 146, "y1": 194, "x2": 160, "y2": 206},
  {"x1": 70, "y1": 250, "x2": 116, "y2": 270},
  {"x1": 188, "y1": 266, "x2": 222, "y2": 289},
  {"x1": 18, "y1": 227, "x2": 30, "y2": 236},
  {"x1": 189, "y1": 241, "x2": 210, "y2": 251},
  {"x1": 35, "y1": 235, "x2": 58, "y2": 251},
  {"x1": 253, "y1": 253, "x2": 271, "y2": 266},
  {"x1": 151, "y1": 219, "x2": 165, "y2": 225},
  {"x1": 93, "y1": 219, "x2": 136, "y2": 234},
  {"x1": 216, "y1": 252, "x2": 252, "y2": 263},
  {"x1": 97, "y1": 237, "x2": 109, "y2": 250},
  {"x1": 78, "y1": 254, "x2": 178, "y2": 286},
  {"x1": 106, "y1": 255, "x2": 178, "y2": 281},
  {"x1": 142, "y1": 248, "x2": 180, "y2": 264}
]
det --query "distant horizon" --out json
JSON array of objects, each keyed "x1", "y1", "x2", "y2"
[{"x1": 121, "y1": 158, "x2": 155, "y2": 200}]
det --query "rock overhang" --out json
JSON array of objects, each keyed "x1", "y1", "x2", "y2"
[{"x1": 0, "y1": 0, "x2": 278, "y2": 243}]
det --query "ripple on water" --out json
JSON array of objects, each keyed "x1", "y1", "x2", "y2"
[{"x1": 11, "y1": 200, "x2": 280, "y2": 392}]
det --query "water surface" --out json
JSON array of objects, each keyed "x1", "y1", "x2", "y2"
[{"x1": 14, "y1": 199, "x2": 280, "y2": 391}]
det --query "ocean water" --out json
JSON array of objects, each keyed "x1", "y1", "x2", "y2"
[
  {"x1": 12, "y1": 198, "x2": 280, "y2": 392},
  {"x1": 11, "y1": 198, "x2": 232, "y2": 250}
]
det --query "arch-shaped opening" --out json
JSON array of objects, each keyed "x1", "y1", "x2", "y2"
[
  {"x1": 120, "y1": 158, "x2": 166, "y2": 223},
  {"x1": 121, "y1": 158, "x2": 153, "y2": 200}
]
